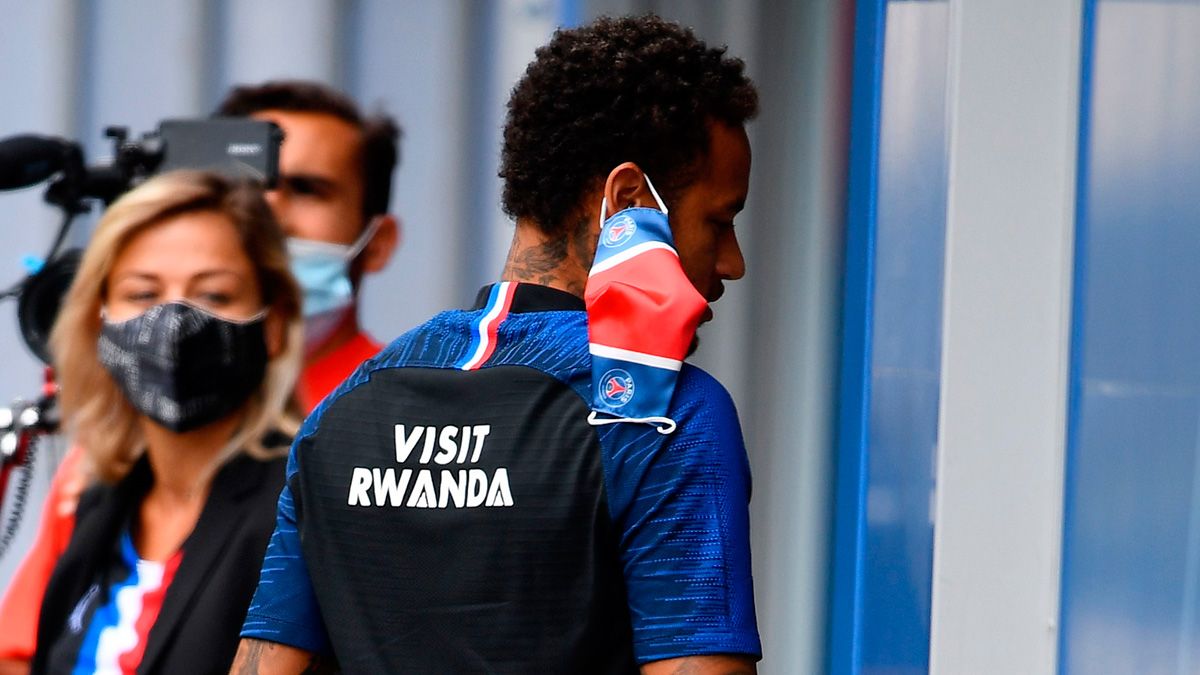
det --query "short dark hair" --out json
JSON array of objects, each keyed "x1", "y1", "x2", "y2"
[
  {"x1": 500, "y1": 14, "x2": 758, "y2": 234},
  {"x1": 216, "y1": 80, "x2": 402, "y2": 219}
]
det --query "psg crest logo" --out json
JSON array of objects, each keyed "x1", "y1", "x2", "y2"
[
  {"x1": 599, "y1": 368, "x2": 636, "y2": 408},
  {"x1": 602, "y1": 214, "x2": 638, "y2": 248}
]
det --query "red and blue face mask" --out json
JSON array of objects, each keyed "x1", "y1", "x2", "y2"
[{"x1": 584, "y1": 174, "x2": 707, "y2": 434}]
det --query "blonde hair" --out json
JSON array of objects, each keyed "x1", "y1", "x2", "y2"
[{"x1": 51, "y1": 170, "x2": 303, "y2": 483}]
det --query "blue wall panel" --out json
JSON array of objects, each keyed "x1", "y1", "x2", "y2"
[
  {"x1": 830, "y1": 1, "x2": 948, "y2": 672},
  {"x1": 1061, "y1": 2, "x2": 1200, "y2": 673},
  {"x1": 861, "y1": 2, "x2": 949, "y2": 673},
  {"x1": 829, "y1": 0, "x2": 884, "y2": 669}
]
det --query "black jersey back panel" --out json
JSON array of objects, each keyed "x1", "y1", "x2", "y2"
[{"x1": 295, "y1": 364, "x2": 637, "y2": 674}]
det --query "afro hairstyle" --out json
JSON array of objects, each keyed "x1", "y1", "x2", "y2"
[{"x1": 499, "y1": 14, "x2": 758, "y2": 235}]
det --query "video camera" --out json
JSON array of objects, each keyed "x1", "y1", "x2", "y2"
[
  {"x1": 0, "y1": 119, "x2": 281, "y2": 549},
  {"x1": 0, "y1": 118, "x2": 282, "y2": 363}
]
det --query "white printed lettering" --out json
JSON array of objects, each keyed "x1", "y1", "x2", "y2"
[
  {"x1": 418, "y1": 426, "x2": 437, "y2": 464},
  {"x1": 407, "y1": 470, "x2": 437, "y2": 508},
  {"x1": 467, "y1": 469, "x2": 488, "y2": 507},
  {"x1": 348, "y1": 467, "x2": 372, "y2": 506},
  {"x1": 372, "y1": 467, "x2": 411, "y2": 507},
  {"x1": 347, "y1": 465, "x2": 512, "y2": 508},
  {"x1": 455, "y1": 426, "x2": 472, "y2": 463},
  {"x1": 434, "y1": 426, "x2": 458, "y2": 465},
  {"x1": 438, "y1": 470, "x2": 466, "y2": 508},
  {"x1": 395, "y1": 425, "x2": 423, "y2": 463},
  {"x1": 485, "y1": 468, "x2": 514, "y2": 507},
  {"x1": 471, "y1": 425, "x2": 491, "y2": 462}
]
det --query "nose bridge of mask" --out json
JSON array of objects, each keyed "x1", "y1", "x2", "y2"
[{"x1": 100, "y1": 299, "x2": 267, "y2": 327}]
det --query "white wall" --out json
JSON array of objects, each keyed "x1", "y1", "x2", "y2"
[
  {"x1": 0, "y1": 5, "x2": 853, "y2": 673},
  {"x1": 929, "y1": 1, "x2": 1081, "y2": 672}
]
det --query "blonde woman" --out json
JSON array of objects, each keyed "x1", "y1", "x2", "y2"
[{"x1": 27, "y1": 170, "x2": 302, "y2": 675}]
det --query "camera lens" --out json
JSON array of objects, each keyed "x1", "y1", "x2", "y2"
[{"x1": 17, "y1": 249, "x2": 81, "y2": 364}]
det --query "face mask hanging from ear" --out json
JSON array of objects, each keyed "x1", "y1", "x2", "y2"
[
  {"x1": 287, "y1": 216, "x2": 382, "y2": 355},
  {"x1": 584, "y1": 174, "x2": 708, "y2": 434}
]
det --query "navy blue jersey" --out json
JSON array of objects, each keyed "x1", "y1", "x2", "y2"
[{"x1": 242, "y1": 284, "x2": 760, "y2": 673}]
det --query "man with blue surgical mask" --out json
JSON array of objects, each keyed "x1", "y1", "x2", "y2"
[{"x1": 218, "y1": 80, "x2": 401, "y2": 410}]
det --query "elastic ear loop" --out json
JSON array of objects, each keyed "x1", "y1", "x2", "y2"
[
  {"x1": 589, "y1": 172, "x2": 677, "y2": 437},
  {"x1": 587, "y1": 410, "x2": 677, "y2": 435},
  {"x1": 347, "y1": 215, "x2": 384, "y2": 259},
  {"x1": 642, "y1": 173, "x2": 668, "y2": 214},
  {"x1": 598, "y1": 172, "x2": 669, "y2": 227}
]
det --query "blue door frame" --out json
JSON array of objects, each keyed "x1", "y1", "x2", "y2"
[{"x1": 828, "y1": 1, "x2": 886, "y2": 673}]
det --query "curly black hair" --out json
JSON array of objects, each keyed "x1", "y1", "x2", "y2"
[
  {"x1": 216, "y1": 80, "x2": 402, "y2": 219},
  {"x1": 500, "y1": 14, "x2": 758, "y2": 235}
]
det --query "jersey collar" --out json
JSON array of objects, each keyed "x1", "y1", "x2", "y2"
[{"x1": 470, "y1": 283, "x2": 584, "y2": 313}]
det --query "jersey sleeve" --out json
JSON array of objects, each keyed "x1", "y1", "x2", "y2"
[
  {"x1": 598, "y1": 365, "x2": 761, "y2": 664},
  {"x1": 240, "y1": 445, "x2": 332, "y2": 655}
]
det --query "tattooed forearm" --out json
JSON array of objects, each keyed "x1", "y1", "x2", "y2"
[
  {"x1": 670, "y1": 663, "x2": 752, "y2": 675},
  {"x1": 229, "y1": 638, "x2": 337, "y2": 675},
  {"x1": 233, "y1": 639, "x2": 265, "y2": 675},
  {"x1": 642, "y1": 655, "x2": 757, "y2": 675},
  {"x1": 668, "y1": 664, "x2": 753, "y2": 675}
]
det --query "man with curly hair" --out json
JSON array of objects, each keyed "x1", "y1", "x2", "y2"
[{"x1": 233, "y1": 15, "x2": 761, "y2": 675}]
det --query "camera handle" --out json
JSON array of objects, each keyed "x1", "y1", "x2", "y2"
[
  {"x1": 0, "y1": 126, "x2": 160, "y2": 306},
  {"x1": 0, "y1": 367, "x2": 60, "y2": 560}
]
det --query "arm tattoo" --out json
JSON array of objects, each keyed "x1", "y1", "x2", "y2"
[
  {"x1": 231, "y1": 639, "x2": 338, "y2": 674},
  {"x1": 665, "y1": 658, "x2": 755, "y2": 675},
  {"x1": 233, "y1": 639, "x2": 265, "y2": 675}
]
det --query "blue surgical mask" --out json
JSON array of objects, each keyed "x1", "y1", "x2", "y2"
[{"x1": 287, "y1": 216, "x2": 381, "y2": 353}]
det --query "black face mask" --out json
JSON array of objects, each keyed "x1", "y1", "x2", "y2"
[{"x1": 98, "y1": 301, "x2": 269, "y2": 433}]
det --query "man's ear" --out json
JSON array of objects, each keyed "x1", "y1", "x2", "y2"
[
  {"x1": 602, "y1": 162, "x2": 653, "y2": 218},
  {"x1": 360, "y1": 214, "x2": 399, "y2": 274}
]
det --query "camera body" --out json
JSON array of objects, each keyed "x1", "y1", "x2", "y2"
[{"x1": 156, "y1": 119, "x2": 282, "y2": 184}]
